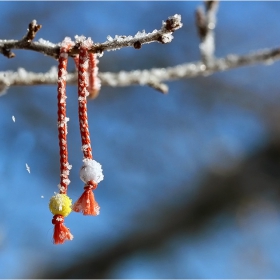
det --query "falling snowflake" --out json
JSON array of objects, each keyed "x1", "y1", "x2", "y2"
[
  {"x1": 26, "y1": 163, "x2": 31, "y2": 173},
  {"x1": 12, "y1": 116, "x2": 15, "y2": 122}
]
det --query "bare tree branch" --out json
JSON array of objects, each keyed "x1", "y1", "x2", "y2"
[
  {"x1": 0, "y1": 15, "x2": 182, "y2": 60},
  {"x1": 98, "y1": 47, "x2": 280, "y2": 87},
  {"x1": 0, "y1": 8, "x2": 279, "y2": 95},
  {"x1": 0, "y1": 46, "x2": 279, "y2": 94}
]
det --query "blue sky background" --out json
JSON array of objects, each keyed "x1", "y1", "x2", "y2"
[{"x1": 0, "y1": 1, "x2": 280, "y2": 278}]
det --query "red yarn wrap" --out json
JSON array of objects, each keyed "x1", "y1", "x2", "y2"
[
  {"x1": 52, "y1": 215, "x2": 73, "y2": 244},
  {"x1": 73, "y1": 181, "x2": 100, "y2": 216},
  {"x1": 78, "y1": 43, "x2": 93, "y2": 160},
  {"x1": 87, "y1": 52, "x2": 100, "y2": 99},
  {"x1": 57, "y1": 40, "x2": 73, "y2": 194},
  {"x1": 73, "y1": 55, "x2": 79, "y2": 70}
]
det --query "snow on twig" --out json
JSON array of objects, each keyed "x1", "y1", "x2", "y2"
[{"x1": 0, "y1": 15, "x2": 183, "y2": 60}]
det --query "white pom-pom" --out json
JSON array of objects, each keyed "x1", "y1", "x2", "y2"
[{"x1": 80, "y1": 159, "x2": 104, "y2": 184}]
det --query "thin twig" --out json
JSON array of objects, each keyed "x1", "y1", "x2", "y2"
[
  {"x1": 22, "y1": 19, "x2": 42, "y2": 43},
  {"x1": 195, "y1": 1, "x2": 219, "y2": 67},
  {"x1": 0, "y1": 20, "x2": 44, "y2": 59},
  {"x1": 147, "y1": 81, "x2": 169, "y2": 94},
  {"x1": 81, "y1": 14, "x2": 183, "y2": 56}
]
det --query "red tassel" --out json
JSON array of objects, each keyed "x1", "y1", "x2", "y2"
[
  {"x1": 73, "y1": 183, "x2": 100, "y2": 216},
  {"x1": 52, "y1": 214, "x2": 73, "y2": 244}
]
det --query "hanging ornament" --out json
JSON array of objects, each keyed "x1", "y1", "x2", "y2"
[
  {"x1": 73, "y1": 36, "x2": 104, "y2": 216},
  {"x1": 49, "y1": 37, "x2": 75, "y2": 244}
]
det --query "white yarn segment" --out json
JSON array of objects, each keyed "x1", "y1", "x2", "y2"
[{"x1": 80, "y1": 159, "x2": 104, "y2": 184}]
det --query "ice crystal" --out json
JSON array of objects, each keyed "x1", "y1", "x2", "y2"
[
  {"x1": 97, "y1": 51, "x2": 104, "y2": 58},
  {"x1": 38, "y1": 38, "x2": 57, "y2": 48},
  {"x1": 64, "y1": 162, "x2": 72, "y2": 170},
  {"x1": 18, "y1": 68, "x2": 28, "y2": 80},
  {"x1": 75, "y1": 35, "x2": 86, "y2": 44},
  {"x1": 82, "y1": 37, "x2": 93, "y2": 48},
  {"x1": 57, "y1": 117, "x2": 69, "y2": 128},
  {"x1": 163, "y1": 14, "x2": 183, "y2": 30},
  {"x1": 160, "y1": 33, "x2": 174, "y2": 44},
  {"x1": 62, "y1": 178, "x2": 70, "y2": 185},
  {"x1": 61, "y1": 37, "x2": 74, "y2": 48},
  {"x1": 107, "y1": 35, "x2": 113, "y2": 42},
  {"x1": 135, "y1": 30, "x2": 146, "y2": 38}
]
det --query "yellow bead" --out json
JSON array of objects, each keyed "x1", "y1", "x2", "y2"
[{"x1": 49, "y1": 193, "x2": 72, "y2": 217}]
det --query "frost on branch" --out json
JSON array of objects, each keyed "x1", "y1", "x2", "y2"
[
  {"x1": 0, "y1": 14, "x2": 183, "y2": 94},
  {"x1": 1, "y1": 46, "x2": 280, "y2": 94},
  {"x1": 163, "y1": 14, "x2": 183, "y2": 32},
  {"x1": 89, "y1": 14, "x2": 183, "y2": 53},
  {"x1": 0, "y1": 9, "x2": 280, "y2": 94},
  {"x1": 0, "y1": 14, "x2": 183, "y2": 60}
]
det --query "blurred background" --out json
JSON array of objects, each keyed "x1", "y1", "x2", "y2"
[{"x1": 1, "y1": 1, "x2": 280, "y2": 278}]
